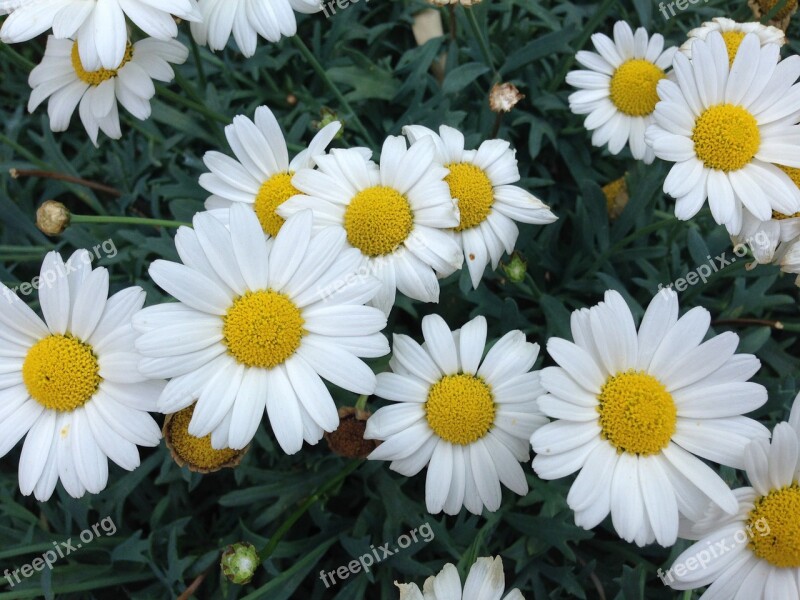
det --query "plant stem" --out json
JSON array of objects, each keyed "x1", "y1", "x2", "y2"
[
  {"x1": 257, "y1": 459, "x2": 362, "y2": 562},
  {"x1": 291, "y1": 37, "x2": 376, "y2": 148},
  {"x1": 189, "y1": 36, "x2": 208, "y2": 90},
  {"x1": 10, "y1": 168, "x2": 122, "y2": 197},
  {"x1": 464, "y1": 7, "x2": 498, "y2": 78},
  {"x1": 70, "y1": 215, "x2": 190, "y2": 228}
]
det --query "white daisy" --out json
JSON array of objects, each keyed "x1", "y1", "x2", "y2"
[
  {"x1": 364, "y1": 314, "x2": 547, "y2": 515},
  {"x1": 200, "y1": 105, "x2": 340, "y2": 236},
  {"x1": 0, "y1": 250, "x2": 163, "y2": 501},
  {"x1": 396, "y1": 556, "x2": 524, "y2": 600},
  {"x1": 645, "y1": 31, "x2": 800, "y2": 235},
  {"x1": 134, "y1": 206, "x2": 389, "y2": 454},
  {"x1": 278, "y1": 136, "x2": 463, "y2": 315},
  {"x1": 530, "y1": 289, "x2": 770, "y2": 547},
  {"x1": 190, "y1": 0, "x2": 320, "y2": 57},
  {"x1": 665, "y1": 409, "x2": 800, "y2": 598},
  {"x1": 733, "y1": 207, "x2": 800, "y2": 265},
  {"x1": 567, "y1": 20, "x2": 677, "y2": 164},
  {"x1": 402, "y1": 124, "x2": 557, "y2": 289},
  {"x1": 680, "y1": 18, "x2": 785, "y2": 61},
  {"x1": 28, "y1": 35, "x2": 188, "y2": 146},
  {"x1": 0, "y1": 0, "x2": 199, "y2": 70}
]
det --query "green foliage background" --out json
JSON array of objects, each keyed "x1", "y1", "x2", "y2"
[{"x1": 1, "y1": 0, "x2": 799, "y2": 597}]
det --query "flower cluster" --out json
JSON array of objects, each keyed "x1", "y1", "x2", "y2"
[{"x1": 568, "y1": 18, "x2": 800, "y2": 290}]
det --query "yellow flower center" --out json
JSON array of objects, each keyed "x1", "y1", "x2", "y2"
[
  {"x1": 692, "y1": 104, "x2": 760, "y2": 172},
  {"x1": 609, "y1": 59, "x2": 665, "y2": 117},
  {"x1": 22, "y1": 335, "x2": 101, "y2": 412},
  {"x1": 445, "y1": 162, "x2": 494, "y2": 231},
  {"x1": 344, "y1": 186, "x2": 413, "y2": 256},
  {"x1": 721, "y1": 31, "x2": 747, "y2": 67},
  {"x1": 253, "y1": 171, "x2": 297, "y2": 237},
  {"x1": 597, "y1": 370, "x2": 677, "y2": 455},
  {"x1": 748, "y1": 485, "x2": 800, "y2": 568},
  {"x1": 166, "y1": 404, "x2": 243, "y2": 471},
  {"x1": 778, "y1": 164, "x2": 800, "y2": 190},
  {"x1": 222, "y1": 290, "x2": 305, "y2": 368},
  {"x1": 71, "y1": 41, "x2": 133, "y2": 86},
  {"x1": 425, "y1": 374, "x2": 495, "y2": 445},
  {"x1": 758, "y1": 0, "x2": 798, "y2": 19}
]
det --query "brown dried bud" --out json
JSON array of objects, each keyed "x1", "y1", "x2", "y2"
[
  {"x1": 36, "y1": 200, "x2": 71, "y2": 236},
  {"x1": 489, "y1": 82, "x2": 524, "y2": 113},
  {"x1": 324, "y1": 406, "x2": 378, "y2": 459},
  {"x1": 749, "y1": 0, "x2": 796, "y2": 29}
]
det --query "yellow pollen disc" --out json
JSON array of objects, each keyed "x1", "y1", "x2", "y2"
[
  {"x1": 223, "y1": 290, "x2": 305, "y2": 368},
  {"x1": 425, "y1": 374, "x2": 495, "y2": 445},
  {"x1": 22, "y1": 335, "x2": 101, "y2": 412},
  {"x1": 343, "y1": 186, "x2": 413, "y2": 256},
  {"x1": 759, "y1": 0, "x2": 798, "y2": 19},
  {"x1": 692, "y1": 104, "x2": 760, "y2": 172},
  {"x1": 609, "y1": 59, "x2": 665, "y2": 117},
  {"x1": 445, "y1": 162, "x2": 495, "y2": 231},
  {"x1": 748, "y1": 485, "x2": 800, "y2": 568},
  {"x1": 71, "y1": 41, "x2": 133, "y2": 86},
  {"x1": 720, "y1": 31, "x2": 747, "y2": 67},
  {"x1": 167, "y1": 404, "x2": 242, "y2": 471},
  {"x1": 597, "y1": 370, "x2": 676, "y2": 455},
  {"x1": 254, "y1": 172, "x2": 297, "y2": 237},
  {"x1": 778, "y1": 164, "x2": 800, "y2": 190}
]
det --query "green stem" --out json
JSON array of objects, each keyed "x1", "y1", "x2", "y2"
[
  {"x1": 189, "y1": 36, "x2": 208, "y2": 90},
  {"x1": 548, "y1": 0, "x2": 617, "y2": 92},
  {"x1": 258, "y1": 460, "x2": 362, "y2": 562},
  {"x1": 70, "y1": 215, "x2": 190, "y2": 228},
  {"x1": 291, "y1": 37, "x2": 376, "y2": 148},
  {"x1": 0, "y1": 42, "x2": 35, "y2": 71},
  {"x1": 464, "y1": 8, "x2": 498, "y2": 78}
]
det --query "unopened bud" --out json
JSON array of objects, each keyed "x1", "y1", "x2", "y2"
[
  {"x1": 36, "y1": 200, "x2": 71, "y2": 236},
  {"x1": 220, "y1": 542, "x2": 259, "y2": 585},
  {"x1": 501, "y1": 252, "x2": 527, "y2": 283}
]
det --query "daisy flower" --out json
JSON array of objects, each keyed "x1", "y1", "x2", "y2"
[
  {"x1": 29, "y1": 35, "x2": 188, "y2": 146},
  {"x1": 530, "y1": 289, "x2": 770, "y2": 546},
  {"x1": 396, "y1": 556, "x2": 523, "y2": 600},
  {"x1": 665, "y1": 407, "x2": 800, "y2": 598},
  {"x1": 200, "y1": 105, "x2": 341, "y2": 236},
  {"x1": 134, "y1": 206, "x2": 389, "y2": 454},
  {"x1": 0, "y1": 250, "x2": 163, "y2": 500},
  {"x1": 0, "y1": 0, "x2": 199, "y2": 70},
  {"x1": 402, "y1": 124, "x2": 557, "y2": 288},
  {"x1": 680, "y1": 18, "x2": 785, "y2": 63},
  {"x1": 190, "y1": 0, "x2": 321, "y2": 57},
  {"x1": 645, "y1": 31, "x2": 800, "y2": 235},
  {"x1": 567, "y1": 21, "x2": 677, "y2": 164},
  {"x1": 278, "y1": 136, "x2": 463, "y2": 315},
  {"x1": 364, "y1": 314, "x2": 548, "y2": 515}
]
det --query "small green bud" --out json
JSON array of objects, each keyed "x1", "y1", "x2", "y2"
[
  {"x1": 220, "y1": 542, "x2": 259, "y2": 585},
  {"x1": 502, "y1": 253, "x2": 527, "y2": 283}
]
